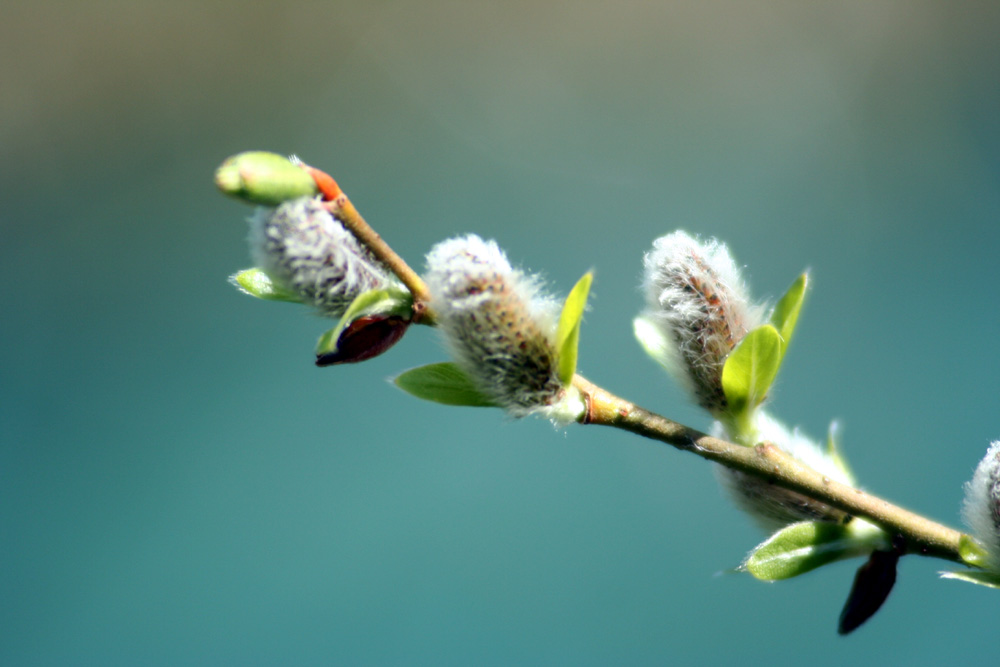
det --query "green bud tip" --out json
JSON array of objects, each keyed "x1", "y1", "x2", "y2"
[{"x1": 215, "y1": 151, "x2": 318, "y2": 206}]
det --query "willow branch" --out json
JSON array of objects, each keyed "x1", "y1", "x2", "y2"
[
  {"x1": 303, "y1": 160, "x2": 967, "y2": 567},
  {"x1": 300, "y1": 163, "x2": 437, "y2": 325},
  {"x1": 327, "y1": 195, "x2": 436, "y2": 324},
  {"x1": 572, "y1": 374, "x2": 965, "y2": 564}
]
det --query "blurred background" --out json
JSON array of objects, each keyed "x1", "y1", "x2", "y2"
[{"x1": 2, "y1": 1, "x2": 998, "y2": 664}]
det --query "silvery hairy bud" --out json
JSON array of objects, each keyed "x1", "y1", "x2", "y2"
[
  {"x1": 962, "y1": 441, "x2": 1000, "y2": 572},
  {"x1": 715, "y1": 413, "x2": 856, "y2": 531},
  {"x1": 637, "y1": 231, "x2": 763, "y2": 414},
  {"x1": 244, "y1": 197, "x2": 402, "y2": 318},
  {"x1": 424, "y1": 235, "x2": 584, "y2": 422}
]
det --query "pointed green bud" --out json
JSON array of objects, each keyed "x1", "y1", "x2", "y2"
[
  {"x1": 958, "y1": 533, "x2": 992, "y2": 568},
  {"x1": 229, "y1": 268, "x2": 304, "y2": 303},
  {"x1": 216, "y1": 151, "x2": 319, "y2": 206}
]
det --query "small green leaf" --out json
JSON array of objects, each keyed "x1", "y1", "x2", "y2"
[
  {"x1": 721, "y1": 276, "x2": 805, "y2": 424},
  {"x1": 394, "y1": 362, "x2": 498, "y2": 407},
  {"x1": 743, "y1": 521, "x2": 879, "y2": 581},
  {"x1": 215, "y1": 151, "x2": 319, "y2": 206},
  {"x1": 770, "y1": 272, "x2": 808, "y2": 346},
  {"x1": 958, "y1": 534, "x2": 991, "y2": 568},
  {"x1": 555, "y1": 272, "x2": 592, "y2": 386},
  {"x1": 229, "y1": 268, "x2": 304, "y2": 303},
  {"x1": 940, "y1": 569, "x2": 1000, "y2": 589},
  {"x1": 721, "y1": 324, "x2": 783, "y2": 419},
  {"x1": 825, "y1": 420, "x2": 855, "y2": 485},
  {"x1": 633, "y1": 315, "x2": 673, "y2": 370},
  {"x1": 316, "y1": 288, "x2": 413, "y2": 358}
]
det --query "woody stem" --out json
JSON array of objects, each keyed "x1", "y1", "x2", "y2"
[
  {"x1": 301, "y1": 163, "x2": 436, "y2": 325},
  {"x1": 322, "y1": 166, "x2": 966, "y2": 565},
  {"x1": 572, "y1": 374, "x2": 966, "y2": 564}
]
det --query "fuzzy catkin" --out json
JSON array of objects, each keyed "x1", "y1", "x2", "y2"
[
  {"x1": 963, "y1": 441, "x2": 1000, "y2": 572},
  {"x1": 641, "y1": 231, "x2": 762, "y2": 413},
  {"x1": 248, "y1": 197, "x2": 399, "y2": 317},
  {"x1": 713, "y1": 413, "x2": 854, "y2": 531},
  {"x1": 425, "y1": 235, "x2": 565, "y2": 417}
]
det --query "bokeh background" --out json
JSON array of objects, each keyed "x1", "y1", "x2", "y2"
[{"x1": 3, "y1": 1, "x2": 999, "y2": 664}]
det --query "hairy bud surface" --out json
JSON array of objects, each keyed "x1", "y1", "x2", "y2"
[
  {"x1": 963, "y1": 441, "x2": 1000, "y2": 572},
  {"x1": 425, "y1": 235, "x2": 580, "y2": 420},
  {"x1": 248, "y1": 197, "x2": 400, "y2": 317},
  {"x1": 639, "y1": 231, "x2": 763, "y2": 413}
]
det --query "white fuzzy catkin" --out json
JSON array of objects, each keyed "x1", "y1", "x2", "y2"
[
  {"x1": 714, "y1": 412, "x2": 855, "y2": 532},
  {"x1": 425, "y1": 235, "x2": 575, "y2": 419},
  {"x1": 639, "y1": 231, "x2": 763, "y2": 413},
  {"x1": 962, "y1": 441, "x2": 1000, "y2": 572},
  {"x1": 248, "y1": 197, "x2": 400, "y2": 317}
]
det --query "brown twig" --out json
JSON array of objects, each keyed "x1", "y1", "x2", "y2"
[
  {"x1": 300, "y1": 163, "x2": 436, "y2": 325},
  {"x1": 294, "y1": 159, "x2": 968, "y2": 566},
  {"x1": 572, "y1": 374, "x2": 966, "y2": 563}
]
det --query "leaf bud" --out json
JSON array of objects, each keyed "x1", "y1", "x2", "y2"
[{"x1": 215, "y1": 152, "x2": 319, "y2": 205}]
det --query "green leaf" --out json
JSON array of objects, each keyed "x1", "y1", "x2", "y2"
[
  {"x1": 633, "y1": 315, "x2": 672, "y2": 369},
  {"x1": 229, "y1": 268, "x2": 304, "y2": 303},
  {"x1": 316, "y1": 288, "x2": 413, "y2": 358},
  {"x1": 215, "y1": 151, "x2": 319, "y2": 206},
  {"x1": 394, "y1": 362, "x2": 498, "y2": 407},
  {"x1": 958, "y1": 534, "x2": 992, "y2": 568},
  {"x1": 825, "y1": 420, "x2": 855, "y2": 485},
  {"x1": 721, "y1": 324, "x2": 783, "y2": 419},
  {"x1": 555, "y1": 272, "x2": 592, "y2": 386},
  {"x1": 940, "y1": 569, "x2": 1000, "y2": 590},
  {"x1": 770, "y1": 272, "x2": 808, "y2": 346},
  {"x1": 743, "y1": 521, "x2": 880, "y2": 581},
  {"x1": 720, "y1": 275, "x2": 806, "y2": 425}
]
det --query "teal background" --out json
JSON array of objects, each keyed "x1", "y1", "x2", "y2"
[{"x1": 3, "y1": 1, "x2": 999, "y2": 664}]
